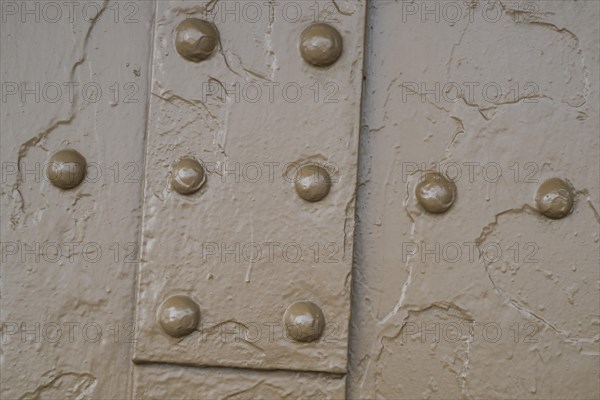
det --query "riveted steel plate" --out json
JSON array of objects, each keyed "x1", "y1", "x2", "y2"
[{"x1": 133, "y1": 0, "x2": 366, "y2": 373}]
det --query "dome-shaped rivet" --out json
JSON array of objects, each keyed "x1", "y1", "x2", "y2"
[
  {"x1": 535, "y1": 177, "x2": 574, "y2": 219},
  {"x1": 283, "y1": 301, "x2": 325, "y2": 343},
  {"x1": 157, "y1": 295, "x2": 200, "y2": 338},
  {"x1": 171, "y1": 158, "x2": 206, "y2": 195},
  {"x1": 46, "y1": 149, "x2": 87, "y2": 190},
  {"x1": 299, "y1": 23, "x2": 343, "y2": 67},
  {"x1": 294, "y1": 163, "x2": 332, "y2": 202},
  {"x1": 415, "y1": 172, "x2": 457, "y2": 214},
  {"x1": 175, "y1": 18, "x2": 219, "y2": 62}
]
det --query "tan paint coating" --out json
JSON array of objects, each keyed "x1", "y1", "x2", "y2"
[
  {"x1": 171, "y1": 157, "x2": 207, "y2": 195},
  {"x1": 300, "y1": 23, "x2": 343, "y2": 68},
  {"x1": 0, "y1": 2, "x2": 154, "y2": 398},
  {"x1": 157, "y1": 295, "x2": 201, "y2": 338},
  {"x1": 175, "y1": 18, "x2": 219, "y2": 63},
  {"x1": 415, "y1": 172, "x2": 457, "y2": 214},
  {"x1": 2, "y1": 0, "x2": 599, "y2": 399},
  {"x1": 46, "y1": 149, "x2": 87, "y2": 190},
  {"x1": 535, "y1": 177, "x2": 575, "y2": 219},
  {"x1": 133, "y1": 0, "x2": 366, "y2": 377},
  {"x1": 283, "y1": 300, "x2": 326, "y2": 342},
  {"x1": 348, "y1": 1, "x2": 600, "y2": 399},
  {"x1": 133, "y1": 364, "x2": 346, "y2": 399},
  {"x1": 294, "y1": 163, "x2": 332, "y2": 202}
]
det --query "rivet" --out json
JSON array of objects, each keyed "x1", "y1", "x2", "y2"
[
  {"x1": 47, "y1": 149, "x2": 87, "y2": 190},
  {"x1": 294, "y1": 163, "x2": 332, "y2": 202},
  {"x1": 415, "y1": 172, "x2": 456, "y2": 214},
  {"x1": 535, "y1": 177, "x2": 574, "y2": 219},
  {"x1": 171, "y1": 158, "x2": 206, "y2": 195},
  {"x1": 283, "y1": 301, "x2": 325, "y2": 343},
  {"x1": 175, "y1": 18, "x2": 219, "y2": 62},
  {"x1": 299, "y1": 23, "x2": 343, "y2": 67},
  {"x1": 157, "y1": 295, "x2": 200, "y2": 338}
]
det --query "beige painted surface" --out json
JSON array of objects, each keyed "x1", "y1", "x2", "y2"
[
  {"x1": 1, "y1": 0, "x2": 599, "y2": 399},
  {"x1": 0, "y1": 1, "x2": 154, "y2": 399},
  {"x1": 348, "y1": 1, "x2": 600, "y2": 399},
  {"x1": 132, "y1": 0, "x2": 365, "y2": 376},
  {"x1": 133, "y1": 364, "x2": 346, "y2": 399}
]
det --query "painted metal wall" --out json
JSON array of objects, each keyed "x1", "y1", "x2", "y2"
[
  {"x1": 1, "y1": 1, "x2": 153, "y2": 398},
  {"x1": 349, "y1": 1, "x2": 600, "y2": 398},
  {"x1": 1, "y1": 1, "x2": 598, "y2": 399}
]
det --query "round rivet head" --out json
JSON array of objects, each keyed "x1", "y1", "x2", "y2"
[
  {"x1": 175, "y1": 18, "x2": 219, "y2": 62},
  {"x1": 294, "y1": 163, "x2": 332, "y2": 202},
  {"x1": 157, "y1": 295, "x2": 200, "y2": 338},
  {"x1": 415, "y1": 172, "x2": 457, "y2": 214},
  {"x1": 299, "y1": 23, "x2": 343, "y2": 67},
  {"x1": 47, "y1": 149, "x2": 87, "y2": 190},
  {"x1": 535, "y1": 177, "x2": 574, "y2": 219},
  {"x1": 171, "y1": 158, "x2": 206, "y2": 195},
  {"x1": 283, "y1": 301, "x2": 325, "y2": 343}
]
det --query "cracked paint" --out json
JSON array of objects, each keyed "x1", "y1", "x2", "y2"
[
  {"x1": 133, "y1": 364, "x2": 345, "y2": 399},
  {"x1": 17, "y1": 372, "x2": 97, "y2": 400},
  {"x1": 133, "y1": 0, "x2": 366, "y2": 381},
  {"x1": 349, "y1": 1, "x2": 599, "y2": 399},
  {"x1": 2, "y1": 0, "x2": 598, "y2": 398},
  {"x1": 1, "y1": 1, "x2": 154, "y2": 399},
  {"x1": 11, "y1": 1, "x2": 109, "y2": 222}
]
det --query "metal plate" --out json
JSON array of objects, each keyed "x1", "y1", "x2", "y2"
[{"x1": 133, "y1": 0, "x2": 366, "y2": 373}]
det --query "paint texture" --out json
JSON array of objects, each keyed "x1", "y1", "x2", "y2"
[
  {"x1": 0, "y1": 2, "x2": 154, "y2": 398},
  {"x1": 132, "y1": 0, "x2": 365, "y2": 376},
  {"x1": 348, "y1": 1, "x2": 600, "y2": 399},
  {"x1": 1, "y1": 1, "x2": 598, "y2": 399}
]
